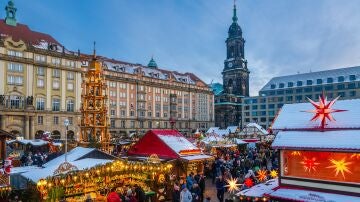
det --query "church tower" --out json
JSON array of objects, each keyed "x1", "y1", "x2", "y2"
[{"x1": 222, "y1": 2, "x2": 249, "y2": 96}]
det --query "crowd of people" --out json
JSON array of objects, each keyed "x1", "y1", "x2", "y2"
[
  {"x1": 171, "y1": 143, "x2": 278, "y2": 202},
  {"x1": 172, "y1": 172, "x2": 207, "y2": 202},
  {"x1": 19, "y1": 151, "x2": 60, "y2": 167}
]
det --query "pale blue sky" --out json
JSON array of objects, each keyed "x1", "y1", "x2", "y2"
[{"x1": 8, "y1": 0, "x2": 360, "y2": 95}]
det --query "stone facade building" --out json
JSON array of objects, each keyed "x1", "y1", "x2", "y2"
[{"x1": 0, "y1": 0, "x2": 214, "y2": 139}]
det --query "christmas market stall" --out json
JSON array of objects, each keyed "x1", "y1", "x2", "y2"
[
  {"x1": 0, "y1": 129, "x2": 15, "y2": 200},
  {"x1": 128, "y1": 129, "x2": 214, "y2": 176},
  {"x1": 200, "y1": 133, "x2": 239, "y2": 155},
  {"x1": 268, "y1": 96, "x2": 360, "y2": 201}
]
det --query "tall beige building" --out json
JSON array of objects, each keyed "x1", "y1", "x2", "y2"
[
  {"x1": 0, "y1": 1, "x2": 214, "y2": 139},
  {"x1": 82, "y1": 55, "x2": 215, "y2": 137},
  {"x1": 0, "y1": 1, "x2": 82, "y2": 140}
]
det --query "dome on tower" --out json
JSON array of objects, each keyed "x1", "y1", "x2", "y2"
[
  {"x1": 228, "y1": 3, "x2": 242, "y2": 38},
  {"x1": 147, "y1": 57, "x2": 158, "y2": 68}
]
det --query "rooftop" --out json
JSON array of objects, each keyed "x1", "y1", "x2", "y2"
[{"x1": 260, "y1": 66, "x2": 360, "y2": 92}]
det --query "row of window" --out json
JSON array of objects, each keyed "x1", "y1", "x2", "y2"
[
  {"x1": 265, "y1": 83, "x2": 359, "y2": 96},
  {"x1": 110, "y1": 120, "x2": 170, "y2": 129},
  {"x1": 37, "y1": 116, "x2": 73, "y2": 125},
  {"x1": 7, "y1": 50, "x2": 76, "y2": 67},
  {"x1": 37, "y1": 67, "x2": 75, "y2": 79},
  {"x1": 270, "y1": 75, "x2": 357, "y2": 89},
  {"x1": 36, "y1": 98, "x2": 75, "y2": 112}
]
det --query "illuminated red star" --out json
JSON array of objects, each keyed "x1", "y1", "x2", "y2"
[
  {"x1": 300, "y1": 157, "x2": 320, "y2": 172},
  {"x1": 244, "y1": 178, "x2": 254, "y2": 187},
  {"x1": 304, "y1": 95, "x2": 347, "y2": 129}
]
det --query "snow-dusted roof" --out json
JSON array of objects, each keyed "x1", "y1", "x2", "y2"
[
  {"x1": 269, "y1": 188, "x2": 360, "y2": 202},
  {"x1": 181, "y1": 154, "x2": 213, "y2": 161},
  {"x1": 206, "y1": 127, "x2": 220, "y2": 134},
  {"x1": 272, "y1": 130, "x2": 360, "y2": 151},
  {"x1": 157, "y1": 134, "x2": 199, "y2": 155},
  {"x1": 232, "y1": 138, "x2": 248, "y2": 145},
  {"x1": 21, "y1": 158, "x2": 111, "y2": 182},
  {"x1": 260, "y1": 66, "x2": 360, "y2": 92},
  {"x1": 271, "y1": 99, "x2": 360, "y2": 130},
  {"x1": 226, "y1": 126, "x2": 238, "y2": 133},
  {"x1": 237, "y1": 179, "x2": 278, "y2": 197},
  {"x1": 7, "y1": 139, "x2": 48, "y2": 146},
  {"x1": 242, "y1": 123, "x2": 269, "y2": 135},
  {"x1": 43, "y1": 147, "x2": 95, "y2": 167}
]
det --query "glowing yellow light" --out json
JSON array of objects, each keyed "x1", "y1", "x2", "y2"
[
  {"x1": 270, "y1": 170, "x2": 278, "y2": 178},
  {"x1": 327, "y1": 158, "x2": 352, "y2": 179},
  {"x1": 225, "y1": 177, "x2": 241, "y2": 193},
  {"x1": 257, "y1": 170, "x2": 267, "y2": 182},
  {"x1": 291, "y1": 151, "x2": 301, "y2": 156}
]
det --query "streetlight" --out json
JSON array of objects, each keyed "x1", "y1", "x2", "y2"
[{"x1": 64, "y1": 119, "x2": 69, "y2": 162}]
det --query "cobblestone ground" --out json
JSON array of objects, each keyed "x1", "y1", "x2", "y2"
[{"x1": 203, "y1": 178, "x2": 232, "y2": 202}]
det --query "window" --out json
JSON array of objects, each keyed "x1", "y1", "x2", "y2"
[
  {"x1": 260, "y1": 105, "x2": 266, "y2": 109},
  {"x1": 53, "y1": 116, "x2": 59, "y2": 125},
  {"x1": 52, "y1": 69, "x2": 60, "y2": 78},
  {"x1": 164, "y1": 122, "x2": 168, "y2": 128},
  {"x1": 296, "y1": 95, "x2": 302, "y2": 102},
  {"x1": 337, "y1": 84, "x2": 345, "y2": 90},
  {"x1": 37, "y1": 79, "x2": 44, "y2": 88},
  {"x1": 348, "y1": 83, "x2": 356, "y2": 89},
  {"x1": 277, "y1": 90, "x2": 284, "y2": 95},
  {"x1": 325, "y1": 85, "x2": 333, "y2": 91},
  {"x1": 350, "y1": 75, "x2": 356, "y2": 81},
  {"x1": 68, "y1": 117, "x2": 73, "y2": 125},
  {"x1": 338, "y1": 92, "x2": 345, "y2": 97},
  {"x1": 110, "y1": 110, "x2": 115, "y2": 116},
  {"x1": 67, "y1": 83, "x2": 74, "y2": 91},
  {"x1": 316, "y1": 79, "x2": 323, "y2": 84},
  {"x1": 121, "y1": 110, "x2": 126, "y2": 117},
  {"x1": 251, "y1": 111, "x2": 258, "y2": 116},
  {"x1": 67, "y1": 100, "x2": 74, "y2": 112},
  {"x1": 269, "y1": 91, "x2": 275, "y2": 95},
  {"x1": 260, "y1": 111, "x2": 266, "y2": 116},
  {"x1": 338, "y1": 76, "x2": 345, "y2": 82},
  {"x1": 148, "y1": 121, "x2": 152, "y2": 129},
  {"x1": 51, "y1": 58, "x2": 61, "y2": 65},
  {"x1": 110, "y1": 119, "x2": 115, "y2": 128},
  {"x1": 121, "y1": 121, "x2": 126, "y2": 128},
  {"x1": 268, "y1": 104, "x2": 275, "y2": 109},
  {"x1": 350, "y1": 91, "x2": 356, "y2": 97},
  {"x1": 288, "y1": 82, "x2": 294, "y2": 87},
  {"x1": 8, "y1": 63, "x2": 23, "y2": 72},
  {"x1": 269, "y1": 111, "x2": 275, "y2": 116},
  {"x1": 38, "y1": 116, "x2": 43, "y2": 125},
  {"x1": 37, "y1": 67, "x2": 45, "y2": 76},
  {"x1": 130, "y1": 111, "x2": 135, "y2": 117},
  {"x1": 8, "y1": 50, "x2": 23, "y2": 57},
  {"x1": 252, "y1": 105, "x2": 258, "y2": 110},
  {"x1": 296, "y1": 88, "x2": 303, "y2": 93},
  {"x1": 327, "y1": 78, "x2": 333, "y2": 83},
  {"x1": 270, "y1": 84, "x2": 276, "y2": 89},
  {"x1": 130, "y1": 121, "x2": 135, "y2": 128},
  {"x1": 36, "y1": 98, "x2": 45, "y2": 110},
  {"x1": 53, "y1": 80, "x2": 60, "y2": 89},
  {"x1": 148, "y1": 112, "x2": 152, "y2": 117},
  {"x1": 286, "y1": 89, "x2": 293, "y2": 94},
  {"x1": 297, "y1": 81, "x2": 303, "y2": 86},
  {"x1": 52, "y1": 98, "x2": 60, "y2": 111},
  {"x1": 286, "y1": 96, "x2": 293, "y2": 101},
  {"x1": 278, "y1": 97, "x2": 284, "y2": 102},
  {"x1": 306, "y1": 95, "x2": 312, "y2": 99},
  {"x1": 327, "y1": 93, "x2": 333, "y2": 98},
  {"x1": 279, "y1": 83, "x2": 285, "y2": 88},
  {"x1": 7, "y1": 75, "x2": 23, "y2": 85},
  {"x1": 67, "y1": 72, "x2": 74, "y2": 80},
  {"x1": 277, "y1": 103, "x2": 284, "y2": 108},
  {"x1": 35, "y1": 55, "x2": 46, "y2": 62},
  {"x1": 314, "y1": 86, "x2": 322, "y2": 92},
  {"x1": 306, "y1": 80, "x2": 313, "y2": 85},
  {"x1": 304, "y1": 87, "x2": 312, "y2": 93}
]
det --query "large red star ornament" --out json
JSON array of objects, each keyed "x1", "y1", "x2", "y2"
[{"x1": 304, "y1": 95, "x2": 347, "y2": 129}]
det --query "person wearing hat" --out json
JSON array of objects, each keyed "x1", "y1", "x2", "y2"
[{"x1": 180, "y1": 185, "x2": 192, "y2": 202}]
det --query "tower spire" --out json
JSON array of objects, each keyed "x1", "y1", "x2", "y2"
[
  {"x1": 93, "y1": 41, "x2": 96, "y2": 58},
  {"x1": 232, "y1": 0, "x2": 238, "y2": 23}
]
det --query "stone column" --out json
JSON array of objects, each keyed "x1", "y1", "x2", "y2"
[
  {"x1": 30, "y1": 116, "x2": 35, "y2": 139},
  {"x1": 24, "y1": 116, "x2": 29, "y2": 139},
  {"x1": 0, "y1": 115, "x2": 5, "y2": 130}
]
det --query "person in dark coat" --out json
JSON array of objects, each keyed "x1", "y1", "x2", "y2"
[
  {"x1": 134, "y1": 184, "x2": 145, "y2": 202},
  {"x1": 172, "y1": 183, "x2": 181, "y2": 202},
  {"x1": 216, "y1": 176, "x2": 225, "y2": 202},
  {"x1": 198, "y1": 174, "x2": 206, "y2": 202}
]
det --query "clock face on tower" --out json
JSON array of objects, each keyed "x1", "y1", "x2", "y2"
[{"x1": 228, "y1": 62, "x2": 233, "y2": 68}]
